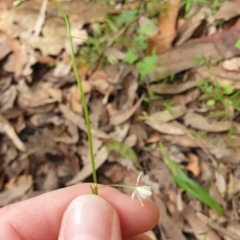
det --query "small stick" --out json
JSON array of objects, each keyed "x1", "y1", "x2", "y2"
[{"x1": 33, "y1": 0, "x2": 48, "y2": 36}]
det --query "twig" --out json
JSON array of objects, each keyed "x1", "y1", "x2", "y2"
[{"x1": 33, "y1": 0, "x2": 48, "y2": 36}]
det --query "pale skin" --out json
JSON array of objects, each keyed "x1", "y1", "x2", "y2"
[{"x1": 0, "y1": 183, "x2": 160, "y2": 240}]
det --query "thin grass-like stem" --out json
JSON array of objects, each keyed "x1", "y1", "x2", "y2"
[{"x1": 50, "y1": 0, "x2": 98, "y2": 194}]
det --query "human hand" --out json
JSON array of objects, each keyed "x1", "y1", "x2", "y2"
[{"x1": 0, "y1": 183, "x2": 159, "y2": 240}]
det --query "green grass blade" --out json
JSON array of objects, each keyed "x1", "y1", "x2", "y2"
[
  {"x1": 106, "y1": 140, "x2": 142, "y2": 169},
  {"x1": 159, "y1": 142, "x2": 223, "y2": 215}
]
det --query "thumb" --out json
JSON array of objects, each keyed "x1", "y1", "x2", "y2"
[{"x1": 58, "y1": 194, "x2": 121, "y2": 240}]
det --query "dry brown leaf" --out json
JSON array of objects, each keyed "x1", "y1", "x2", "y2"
[
  {"x1": 222, "y1": 57, "x2": 240, "y2": 71},
  {"x1": 147, "y1": 0, "x2": 181, "y2": 54},
  {"x1": 42, "y1": 83, "x2": 62, "y2": 102},
  {"x1": 54, "y1": 124, "x2": 79, "y2": 144},
  {"x1": 227, "y1": 173, "x2": 240, "y2": 199},
  {"x1": 153, "y1": 194, "x2": 187, "y2": 240},
  {"x1": 102, "y1": 163, "x2": 125, "y2": 183},
  {"x1": 145, "y1": 105, "x2": 187, "y2": 135},
  {"x1": 0, "y1": 1, "x2": 110, "y2": 55},
  {"x1": 173, "y1": 88, "x2": 200, "y2": 105},
  {"x1": 225, "y1": 224, "x2": 240, "y2": 240},
  {"x1": 28, "y1": 134, "x2": 63, "y2": 163},
  {"x1": 59, "y1": 104, "x2": 86, "y2": 131},
  {"x1": 110, "y1": 96, "x2": 143, "y2": 126},
  {"x1": 145, "y1": 105, "x2": 187, "y2": 123},
  {"x1": 29, "y1": 113, "x2": 64, "y2": 126},
  {"x1": 128, "y1": 123, "x2": 148, "y2": 148},
  {"x1": 177, "y1": 18, "x2": 186, "y2": 29},
  {"x1": 17, "y1": 81, "x2": 56, "y2": 109},
  {"x1": 109, "y1": 123, "x2": 130, "y2": 142},
  {"x1": 13, "y1": 114, "x2": 26, "y2": 133},
  {"x1": 53, "y1": 57, "x2": 72, "y2": 77},
  {"x1": 90, "y1": 70, "x2": 108, "y2": 80},
  {"x1": 10, "y1": 37, "x2": 29, "y2": 77},
  {"x1": 197, "y1": 65, "x2": 240, "y2": 90},
  {"x1": 90, "y1": 100, "x2": 107, "y2": 128},
  {"x1": 104, "y1": 47, "x2": 126, "y2": 60},
  {"x1": 0, "y1": 115, "x2": 26, "y2": 152},
  {"x1": 22, "y1": 46, "x2": 37, "y2": 78},
  {"x1": 146, "y1": 121, "x2": 185, "y2": 135},
  {"x1": 183, "y1": 111, "x2": 231, "y2": 132},
  {"x1": 181, "y1": 205, "x2": 221, "y2": 240},
  {"x1": 215, "y1": 0, "x2": 240, "y2": 21},
  {"x1": 91, "y1": 78, "x2": 111, "y2": 95},
  {"x1": 5, "y1": 175, "x2": 32, "y2": 190},
  {"x1": 3, "y1": 144, "x2": 18, "y2": 165},
  {"x1": 0, "y1": 75, "x2": 11, "y2": 93},
  {"x1": 167, "y1": 145, "x2": 187, "y2": 164},
  {"x1": 67, "y1": 28, "x2": 88, "y2": 54},
  {"x1": 66, "y1": 146, "x2": 108, "y2": 186},
  {"x1": 42, "y1": 164, "x2": 59, "y2": 191},
  {"x1": 209, "y1": 182, "x2": 226, "y2": 209},
  {"x1": 3, "y1": 54, "x2": 15, "y2": 73},
  {"x1": 59, "y1": 144, "x2": 80, "y2": 176},
  {"x1": 139, "y1": 16, "x2": 158, "y2": 38},
  {"x1": 124, "y1": 134, "x2": 137, "y2": 147},
  {"x1": 68, "y1": 83, "x2": 92, "y2": 114},
  {"x1": 152, "y1": 19, "x2": 240, "y2": 81},
  {"x1": 117, "y1": 66, "x2": 138, "y2": 109},
  {"x1": 163, "y1": 134, "x2": 198, "y2": 147},
  {"x1": 69, "y1": 96, "x2": 82, "y2": 115},
  {"x1": 220, "y1": 148, "x2": 240, "y2": 164},
  {"x1": 59, "y1": 104, "x2": 108, "y2": 140},
  {"x1": 148, "y1": 76, "x2": 202, "y2": 94},
  {"x1": 2, "y1": 107, "x2": 23, "y2": 120},
  {"x1": 176, "y1": 7, "x2": 211, "y2": 46},
  {"x1": 199, "y1": 138, "x2": 240, "y2": 164},
  {"x1": 0, "y1": 85, "x2": 17, "y2": 111},
  {"x1": 0, "y1": 33, "x2": 11, "y2": 60},
  {"x1": 215, "y1": 166, "x2": 227, "y2": 194},
  {"x1": 196, "y1": 213, "x2": 240, "y2": 240},
  {"x1": 0, "y1": 184, "x2": 32, "y2": 207},
  {"x1": 146, "y1": 132, "x2": 161, "y2": 143},
  {"x1": 186, "y1": 153, "x2": 201, "y2": 177},
  {"x1": 90, "y1": 128, "x2": 110, "y2": 140}
]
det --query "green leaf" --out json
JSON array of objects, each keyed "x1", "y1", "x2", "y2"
[
  {"x1": 235, "y1": 39, "x2": 240, "y2": 50},
  {"x1": 115, "y1": 10, "x2": 138, "y2": 26},
  {"x1": 136, "y1": 55, "x2": 158, "y2": 79},
  {"x1": 159, "y1": 142, "x2": 223, "y2": 215},
  {"x1": 13, "y1": 0, "x2": 25, "y2": 6},
  {"x1": 207, "y1": 99, "x2": 215, "y2": 107},
  {"x1": 134, "y1": 34, "x2": 147, "y2": 51},
  {"x1": 105, "y1": 140, "x2": 142, "y2": 169},
  {"x1": 223, "y1": 85, "x2": 234, "y2": 95},
  {"x1": 138, "y1": 24, "x2": 155, "y2": 35},
  {"x1": 107, "y1": 19, "x2": 118, "y2": 32},
  {"x1": 123, "y1": 49, "x2": 139, "y2": 64}
]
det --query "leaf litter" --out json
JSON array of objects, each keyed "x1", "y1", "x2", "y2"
[{"x1": 1, "y1": 0, "x2": 240, "y2": 239}]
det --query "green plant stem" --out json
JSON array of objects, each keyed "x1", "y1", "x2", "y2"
[{"x1": 50, "y1": 0, "x2": 98, "y2": 194}]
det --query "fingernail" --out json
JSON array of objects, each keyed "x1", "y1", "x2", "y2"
[{"x1": 59, "y1": 195, "x2": 121, "y2": 240}]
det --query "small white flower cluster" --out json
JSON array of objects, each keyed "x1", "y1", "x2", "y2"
[{"x1": 131, "y1": 172, "x2": 152, "y2": 207}]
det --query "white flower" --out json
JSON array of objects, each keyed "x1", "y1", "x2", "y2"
[{"x1": 131, "y1": 172, "x2": 152, "y2": 207}]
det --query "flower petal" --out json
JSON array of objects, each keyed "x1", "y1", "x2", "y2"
[{"x1": 136, "y1": 186, "x2": 152, "y2": 199}]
